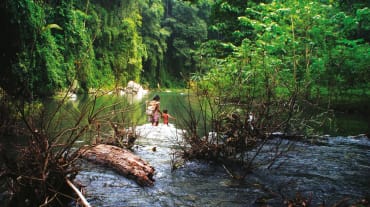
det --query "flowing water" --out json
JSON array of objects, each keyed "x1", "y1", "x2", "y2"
[
  {"x1": 75, "y1": 124, "x2": 370, "y2": 206},
  {"x1": 71, "y1": 92, "x2": 370, "y2": 207}
]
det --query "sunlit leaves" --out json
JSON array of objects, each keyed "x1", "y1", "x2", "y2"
[
  {"x1": 42, "y1": 23, "x2": 63, "y2": 32},
  {"x1": 198, "y1": 0, "x2": 369, "y2": 106}
]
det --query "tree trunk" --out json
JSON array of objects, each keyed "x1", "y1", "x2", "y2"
[{"x1": 79, "y1": 144, "x2": 155, "y2": 186}]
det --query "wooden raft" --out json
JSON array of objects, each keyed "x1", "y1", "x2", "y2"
[{"x1": 79, "y1": 144, "x2": 155, "y2": 186}]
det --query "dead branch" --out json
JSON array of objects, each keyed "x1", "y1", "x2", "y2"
[{"x1": 66, "y1": 178, "x2": 92, "y2": 207}]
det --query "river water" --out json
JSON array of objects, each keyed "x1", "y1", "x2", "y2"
[
  {"x1": 75, "y1": 124, "x2": 370, "y2": 206},
  {"x1": 70, "y1": 91, "x2": 370, "y2": 206}
]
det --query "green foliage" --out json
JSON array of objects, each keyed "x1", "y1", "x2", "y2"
[
  {"x1": 0, "y1": 0, "x2": 368, "y2": 101},
  {"x1": 141, "y1": 0, "x2": 169, "y2": 87},
  {"x1": 0, "y1": 0, "x2": 69, "y2": 98},
  {"x1": 0, "y1": 0, "x2": 150, "y2": 98},
  {"x1": 200, "y1": 0, "x2": 369, "y2": 103},
  {"x1": 88, "y1": 0, "x2": 145, "y2": 88},
  {"x1": 188, "y1": 0, "x2": 369, "y2": 139},
  {"x1": 162, "y1": 0, "x2": 209, "y2": 87}
]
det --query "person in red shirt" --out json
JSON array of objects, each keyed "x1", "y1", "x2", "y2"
[{"x1": 162, "y1": 109, "x2": 175, "y2": 125}]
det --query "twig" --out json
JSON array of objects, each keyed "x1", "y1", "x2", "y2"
[
  {"x1": 222, "y1": 164, "x2": 236, "y2": 179},
  {"x1": 65, "y1": 178, "x2": 91, "y2": 207},
  {"x1": 40, "y1": 193, "x2": 58, "y2": 207}
]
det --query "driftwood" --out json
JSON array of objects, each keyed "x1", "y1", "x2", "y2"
[{"x1": 79, "y1": 144, "x2": 155, "y2": 186}]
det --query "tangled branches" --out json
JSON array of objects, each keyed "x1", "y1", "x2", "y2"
[
  {"x1": 1, "y1": 131, "x2": 79, "y2": 206},
  {"x1": 0, "y1": 89, "x2": 138, "y2": 206},
  {"x1": 176, "y1": 86, "x2": 331, "y2": 179}
]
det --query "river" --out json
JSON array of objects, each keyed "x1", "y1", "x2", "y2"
[{"x1": 68, "y1": 91, "x2": 369, "y2": 206}]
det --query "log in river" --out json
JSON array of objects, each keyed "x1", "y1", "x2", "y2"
[{"x1": 79, "y1": 144, "x2": 155, "y2": 186}]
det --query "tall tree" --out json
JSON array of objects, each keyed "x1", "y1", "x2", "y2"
[
  {"x1": 88, "y1": 0, "x2": 146, "y2": 88},
  {"x1": 141, "y1": 0, "x2": 170, "y2": 87},
  {"x1": 163, "y1": 0, "x2": 208, "y2": 87}
]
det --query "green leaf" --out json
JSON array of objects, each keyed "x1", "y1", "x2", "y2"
[{"x1": 42, "y1": 23, "x2": 63, "y2": 32}]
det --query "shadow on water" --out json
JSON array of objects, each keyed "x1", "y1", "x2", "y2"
[{"x1": 70, "y1": 91, "x2": 370, "y2": 206}]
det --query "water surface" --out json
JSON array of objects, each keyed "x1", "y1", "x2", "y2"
[
  {"x1": 48, "y1": 91, "x2": 370, "y2": 206},
  {"x1": 75, "y1": 123, "x2": 370, "y2": 206}
]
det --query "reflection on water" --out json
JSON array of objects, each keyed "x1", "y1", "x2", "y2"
[{"x1": 332, "y1": 112, "x2": 370, "y2": 136}]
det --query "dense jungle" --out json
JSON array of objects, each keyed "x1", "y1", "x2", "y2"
[{"x1": 0, "y1": 0, "x2": 369, "y2": 206}]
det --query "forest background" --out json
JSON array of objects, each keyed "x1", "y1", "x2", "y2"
[
  {"x1": 0, "y1": 0, "x2": 369, "y2": 108},
  {"x1": 0, "y1": 1, "x2": 369, "y2": 205}
]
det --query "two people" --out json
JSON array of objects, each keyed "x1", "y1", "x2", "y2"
[{"x1": 147, "y1": 95, "x2": 175, "y2": 126}]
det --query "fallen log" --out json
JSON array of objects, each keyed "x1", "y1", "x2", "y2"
[{"x1": 79, "y1": 144, "x2": 155, "y2": 186}]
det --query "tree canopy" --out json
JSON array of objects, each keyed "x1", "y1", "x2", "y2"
[{"x1": 0, "y1": 0, "x2": 368, "y2": 101}]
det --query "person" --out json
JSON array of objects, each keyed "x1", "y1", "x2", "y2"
[
  {"x1": 146, "y1": 95, "x2": 161, "y2": 126},
  {"x1": 162, "y1": 109, "x2": 175, "y2": 126},
  {"x1": 152, "y1": 104, "x2": 161, "y2": 126}
]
